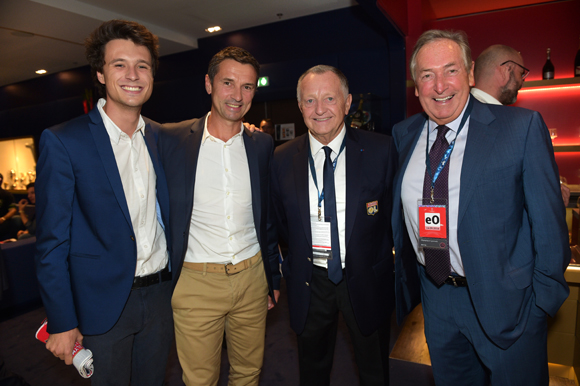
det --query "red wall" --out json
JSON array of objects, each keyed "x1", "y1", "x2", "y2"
[
  {"x1": 431, "y1": 0, "x2": 580, "y2": 183},
  {"x1": 386, "y1": 0, "x2": 580, "y2": 183},
  {"x1": 430, "y1": 0, "x2": 580, "y2": 81}
]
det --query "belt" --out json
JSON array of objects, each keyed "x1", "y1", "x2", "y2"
[
  {"x1": 182, "y1": 252, "x2": 261, "y2": 276},
  {"x1": 444, "y1": 275, "x2": 468, "y2": 287},
  {"x1": 132, "y1": 266, "x2": 171, "y2": 289}
]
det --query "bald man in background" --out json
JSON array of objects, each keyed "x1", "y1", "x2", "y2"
[
  {"x1": 471, "y1": 44, "x2": 572, "y2": 205},
  {"x1": 471, "y1": 44, "x2": 529, "y2": 105}
]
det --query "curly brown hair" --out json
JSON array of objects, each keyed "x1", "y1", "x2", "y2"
[
  {"x1": 85, "y1": 20, "x2": 159, "y2": 97},
  {"x1": 207, "y1": 47, "x2": 260, "y2": 85}
]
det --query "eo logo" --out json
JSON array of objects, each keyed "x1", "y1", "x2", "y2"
[{"x1": 424, "y1": 212, "x2": 440, "y2": 230}]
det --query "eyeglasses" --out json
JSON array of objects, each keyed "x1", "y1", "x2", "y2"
[{"x1": 500, "y1": 60, "x2": 530, "y2": 80}]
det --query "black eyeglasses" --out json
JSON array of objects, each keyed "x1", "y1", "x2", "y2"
[{"x1": 500, "y1": 60, "x2": 530, "y2": 80}]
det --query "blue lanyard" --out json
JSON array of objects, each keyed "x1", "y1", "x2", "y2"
[
  {"x1": 425, "y1": 97, "x2": 473, "y2": 203},
  {"x1": 308, "y1": 135, "x2": 347, "y2": 220}
]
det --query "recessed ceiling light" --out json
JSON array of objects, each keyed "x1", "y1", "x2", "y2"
[
  {"x1": 36, "y1": 69, "x2": 47, "y2": 74},
  {"x1": 205, "y1": 26, "x2": 221, "y2": 33}
]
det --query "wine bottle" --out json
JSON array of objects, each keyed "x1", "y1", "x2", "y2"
[
  {"x1": 542, "y1": 48, "x2": 554, "y2": 80},
  {"x1": 350, "y1": 94, "x2": 365, "y2": 129},
  {"x1": 575, "y1": 37, "x2": 580, "y2": 77}
]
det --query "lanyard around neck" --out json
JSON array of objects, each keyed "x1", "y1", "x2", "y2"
[
  {"x1": 308, "y1": 134, "x2": 347, "y2": 220},
  {"x1": 424, "y1": 97, "x2": 473, "y2": 201}
]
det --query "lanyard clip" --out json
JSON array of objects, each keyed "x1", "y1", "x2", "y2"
[
  {"x1": 430, "y1": 186, "x2": 435, "y2": 204},
  {"x1": 318, "y1": 206, "x2": 322, "y2": 221}
]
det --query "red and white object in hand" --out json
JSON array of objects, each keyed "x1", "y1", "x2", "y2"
[{"x1": 35, "y1": 318, "x2": 94, "y2": 378}]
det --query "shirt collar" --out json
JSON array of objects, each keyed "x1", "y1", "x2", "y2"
[
  {"x1": 308, "y1": 124, "x2": 347, "y2": 157},
  {"x1": 97, "y1": 98, "x2": 145, "y2": 144},
  {"x1": 201, "y1": 112, "x2": 245, "y2": 145},
  {"x1": 470, "y1": 87, "x2": 502, "y2": 105},
  {"x1": 428, "y1": 95, "x2": 471, "y2": 134}
]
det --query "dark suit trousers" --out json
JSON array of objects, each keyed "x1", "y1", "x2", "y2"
[
  {"x1": 297, "y1": 267, "x2": 390, "y2": 386},
  {"x1": 83, "y1": 280, "x2": 173, "y2": 386},
  {"x1": 418, "y1": 265, "x2": 549, "y2": 386}
]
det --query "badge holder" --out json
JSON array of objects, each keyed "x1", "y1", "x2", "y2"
[
  {"x1": 418, "y1": 198, "x2": 449, "y2": 250},
  {"x1": 311, "y1": 215, "x2": 335, "y2": 261}
]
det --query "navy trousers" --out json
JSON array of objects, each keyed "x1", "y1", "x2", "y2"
[
  {"x1": 418, "y1": 264, "x2": 549, "y2": 386},
  {"x1": 83, "y1": 280, "x2": 173, "y2": 386}
]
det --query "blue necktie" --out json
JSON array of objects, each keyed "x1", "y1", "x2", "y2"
[
  {"x1": 323, "y1": 146, "x2": 342, "y2": 284},
  {"x1": 422, "y1": 125, "x2": 451, "y2": 285}
]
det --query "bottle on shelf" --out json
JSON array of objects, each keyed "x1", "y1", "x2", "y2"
[
  {"x1": 542, "y1": 48, "x2": 554, "y2": 80},
  {"x1": 349, "y1": 94, "x2": 365, "y2": 129},
  {"x1": 575, "y1": 36, "x2": 580, "y2": 77}
]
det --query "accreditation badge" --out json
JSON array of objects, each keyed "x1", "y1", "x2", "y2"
[
  {"x1": 418, "y1": 198, "x2": 449, "y2": 250},
  {"x1": 366, "y1": 200, "x2": 378, "y2": 216},
  {"x1": 311, "y1": 217, "x2": 335, "y2": 261}
]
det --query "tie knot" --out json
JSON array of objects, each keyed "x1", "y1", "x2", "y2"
[
  {"x1": 436, "y1": 125, "x2": 450, "y2": 140},
  {"x1": 323, "y1": 146, "x2": 333, "y2": 160}
]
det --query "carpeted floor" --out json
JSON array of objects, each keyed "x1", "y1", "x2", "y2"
[{"x1": 0, "y1": 282, "x2": 435, "y2": 385}]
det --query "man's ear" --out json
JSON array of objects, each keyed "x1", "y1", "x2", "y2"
[
  {"x1": 205, "y1": 74, "x2": 212, "y2": 95},
  {"x1": 498, "y1": 62, "x2": 511, "y2": 85}
]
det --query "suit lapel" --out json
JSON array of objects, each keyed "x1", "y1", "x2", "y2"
[
  {"x1": 293, "y1": 135, "x2": 312, "y2": 247},
  {"x1": 395, "y1": 114, "x2": 427, "y2": 194},
  {"x1": 393, "y1": 114, "x2": 427, "y2": 234},
  {"x1": 345, "y1": 128, "x2": 361, "y2": 247},
  {"x1": 143, "y1": 123, "x2": 170, "y2": 230},
  {"x1": 243, "y1": 128, "x2": 262, "y2": 243},
  {"x1": 88, "y1": 108, "x2": 133, "y2": 230},
  {"x1": 458, "y1": 101, "x2": 497, "y2": 226},
  {"x1": 183, "y1": 118, "x2": 204, "y2": 231},
  {"x1": 143, "y1": 124, "x2": 161, "y2": 173}
]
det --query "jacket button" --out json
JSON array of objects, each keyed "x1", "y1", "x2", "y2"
[
  {"x1": 131, "y1": 236, "x2": 135, "y2": 241},
  {"x1": 305, "y1": 282, "x2": 309, "y2": 286},
  {"x1": 307, "y1": 257, "x2": 311, "y2": 261}
]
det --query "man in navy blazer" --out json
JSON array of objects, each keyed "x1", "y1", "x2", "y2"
[
  {"x1": 158, "y1": 47, "x2": 280, "y2": 386},
  {"x1": 392, "y1": 29, "x2": 570, "y2": 385},
  {"x1": 35, "y1": 20, "x2": 174, "y2": 385},
  {"x1": 270, "y1": 65, "x2": 396, "y2": 385}
]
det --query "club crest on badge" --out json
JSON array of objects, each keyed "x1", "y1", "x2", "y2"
[{"x1": 366, "y1": 201, "x2": 378, "y2": 216}]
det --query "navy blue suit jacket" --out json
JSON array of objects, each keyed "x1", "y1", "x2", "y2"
[
  {"x1": 392, "y1": 98, "x2": 570, "y2": 349},
  {"x1": 271, "y1": 127, "x2": 397, "y2": 336},
  {"x1": 35, "y1": 107, "x2": 172, "y2": 335},
  {"x1": 157, "y1": 115, "x2": 280, "y2": 297}
]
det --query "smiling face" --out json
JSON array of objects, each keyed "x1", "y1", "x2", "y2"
[
  {"x1": 414, "y1": 39, "x2": 474, "y2": 125},
  {"x1": 298, "y1": 71, "x2": 352, "y2": 145},
  {"x1": 205, "y1": 59, "x2": 257, "y2": 126},
  {"x1": 96, "y1": 39, "x2": 153, "y2": 116}
]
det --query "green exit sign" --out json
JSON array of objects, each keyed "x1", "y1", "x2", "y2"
[{"x1": 258, "y1": 76, "x2": 269, "y2": 87}]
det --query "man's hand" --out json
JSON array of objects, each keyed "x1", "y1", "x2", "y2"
[
  {"x1": 18, "y1": 198, "x2": 28, "y2": 212},
  {"x1": 243, "y1": 122, "x2": 261, "y2": 133},
  {"x1": 46, "y1": 328, "x2": 83, "y2": 365},
  {"x1": 268, "y1": 290, "x2": 281, "y2": 310}
]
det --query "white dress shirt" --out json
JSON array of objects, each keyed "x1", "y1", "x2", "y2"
[
  {"x1": 97, "y1": 98, "x2": 168, "y2": 277},
  {"x1": 470, "y1": 87, "x2": 502, "y2": 105},
  {"x1": 185, "y1": 113, "x2": 260, "y2": 264},
  {"x1": 309, "y1": 125, "x2": 347, "y2": 269},
  {"x1": 401, "y1": 100, "x2": 471, "y2": 276}
]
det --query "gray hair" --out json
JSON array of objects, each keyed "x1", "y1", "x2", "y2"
[
  {"x1": 297, "y1": 65, "x2": 349, "y2": 102},
  {"x1": 409, "y1": 29, "x2": 472, "y2": 82}
]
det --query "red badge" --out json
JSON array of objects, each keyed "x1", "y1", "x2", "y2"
[{"x1": 419, "y1": 205, "x2": 447, "y2": 239}]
